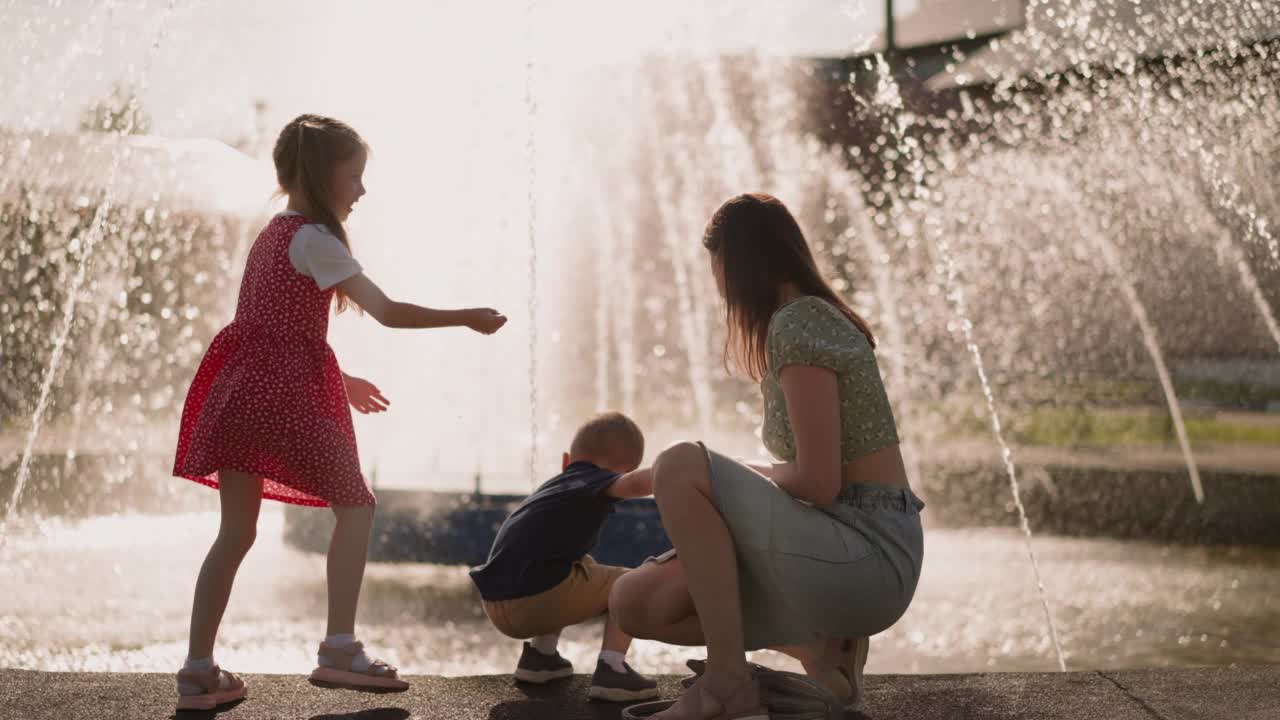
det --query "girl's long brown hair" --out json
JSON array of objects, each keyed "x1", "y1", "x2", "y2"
[
  {"x1": 702, "y1": 193, "x2": 875, "y2": 381},
  {"x1": 272, "y1": 114, "x2": 366, "y2": 313}
]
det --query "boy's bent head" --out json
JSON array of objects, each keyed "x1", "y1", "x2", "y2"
[{"x1": 565, "y1": 412, "x2": 644, "y2": 473}]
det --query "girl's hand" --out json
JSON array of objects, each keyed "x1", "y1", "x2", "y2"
[
  {"x1": 343, "y1": 374, "x2": 390, "y2": 414},
  {"x1": 466, "y1": 308, "x2": 508, "y2": 335}
]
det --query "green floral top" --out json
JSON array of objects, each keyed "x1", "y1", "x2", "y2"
[{"x1": 762, "y1": 296, "x2": 899, "y2": 463}]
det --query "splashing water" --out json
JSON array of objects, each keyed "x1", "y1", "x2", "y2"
[
  {"x1": 873, "y1": 55, "x2": 1069, "y2": 670},
  {"x1": 614, "y1": 165, "x2": 641, "y2": 419},
  {"x1": 1197, "y1": 149, "x2": 1280, "y2": 354},
  {"x1": 0, "y1": 0, "x2": 180, "y2": 547},
  {"x1": 592, "y1": 201, "x2": 614, "y2": 412},
  {"x1": 927, "y1": 212, "x2": 1069, "y2": 672},
  {"x1": 1213, "y1": 231, "x2": 1280, "y2": 356},
  {"x1": 640, "y1": 72, "x2": 717, "y2": 435},
  {"x1": 1088, "y1": 231, "x2": 1205, "y2": 504},
  {"x1": 2, "y1": 0, "x2": 1280, "y2": 676},
  {"x1": 653, "y1": 170, "x2": 715, "y2": 435},
  {"x1": 525, "y1": 0, "x2": 539, "y2": 484}
]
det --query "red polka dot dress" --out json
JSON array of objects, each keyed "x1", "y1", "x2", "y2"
[{"x1": 173, "y1": 213, "x2": 375, "y2": 507}]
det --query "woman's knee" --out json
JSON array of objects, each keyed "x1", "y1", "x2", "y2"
[
  {"x1": 652, "y1": 441, "x2": 706, "y2": 498},
  {"x1": 611, "y1": 560, "x2": 693, "y2": 638},
  {"x1": 610, "y1": 567, "x2": 666, "y2": 637},
  {"x1": 609, "y1": 572, "x2": 643, "y2": 630}
]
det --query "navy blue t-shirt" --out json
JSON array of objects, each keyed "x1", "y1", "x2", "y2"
[{"x1": 469, "y1": 462, "x2": 621, "y2": 601}]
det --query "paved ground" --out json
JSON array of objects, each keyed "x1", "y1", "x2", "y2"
[{"x1": 1, "y1": 666, "x2": 1278, "y2": 720}]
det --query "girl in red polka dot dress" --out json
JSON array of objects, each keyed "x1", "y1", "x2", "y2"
[{"x1": 171, "y1": 114, "x2": 508, "y2": 711}]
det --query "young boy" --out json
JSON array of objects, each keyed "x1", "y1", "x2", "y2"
[{"x1": 469, "y1": 412, "x2": 659, "y2": 702}]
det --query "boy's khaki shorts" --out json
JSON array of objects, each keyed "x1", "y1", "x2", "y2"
[{"x1": 482, "y1": 555, "x2": 628, "y2": 638}]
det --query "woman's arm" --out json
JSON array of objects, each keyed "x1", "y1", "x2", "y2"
[
  {"x1": 775, "y1": 364, "x2": 843, "y2": 505},
  {"x1": 337, "y1": 272, "x2": 506, "y2": 332}
]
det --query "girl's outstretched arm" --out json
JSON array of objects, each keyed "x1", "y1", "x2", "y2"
[{"x1": 338, "y1": 272, "x2": 507, "y2": 333}]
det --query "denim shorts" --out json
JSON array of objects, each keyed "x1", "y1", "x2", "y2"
[{"x1": 699, "y1": 443, "x2": 925, "y2": 650}]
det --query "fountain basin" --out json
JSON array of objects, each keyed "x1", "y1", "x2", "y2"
[
  {"x1": 278, "y1": 448, "x2": 1280, "y2": 566},
  {"x1": 282, "y1": 490, "x2": 671, "y2": 567},
  {"x1": 915, "y1": 444, "x2": 1280, "y2": 546}
]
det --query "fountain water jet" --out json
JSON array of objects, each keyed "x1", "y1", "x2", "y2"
[
  {"x1": 525, "y1": 0, "x2": 539, "y2": 484},
  {"x1": 2, "y1": 0, "x2": 1279, "y2": 677},
  {"x1": 1087, "y1": 228, "x2": 1205, "y2": 504},
  {"x1": 653, "y1": 168, "x2": 716, "y2": 435},
  {"x1": 874, "y1": 58, "x2": 1069, "y2": 670},
  {"x1": 0, "y1": 0, "x2": 180, "y2": 547},
  {"x1": 57, "y1": 229, "x2": 127, "y2": 481},
  {"x1": 927, "y1": 206, "x2": 1069, "y2": 671},
  {"x1": 592, "y1": 201, "x2": 615, "y2": 412},
  {"x1": 1211, "y1": 232, "x2": 1280, "y2": 356},
  {"x1": 613, "y1": 173, "x2": 641, "y2": 418},
  {"x1": 637, "y1": 72, "x2": 718, "y2": 435},
  {"x1": 1195, "y1": 149, "x2": 1280, "y2": 354}
]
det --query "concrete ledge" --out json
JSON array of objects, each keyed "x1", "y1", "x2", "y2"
[{"x1": 1, "y1": 667, "x2": 1278, "y2": 719}]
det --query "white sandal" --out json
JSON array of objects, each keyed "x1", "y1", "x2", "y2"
[
  {"x1": 308, "y1": 641, "x2": 409, "y2": 692},
  {"x1": 175, "y1": 665, "x2": 247, "y2": 711}
]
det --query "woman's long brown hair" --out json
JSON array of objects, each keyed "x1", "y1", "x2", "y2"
[
  {"x1": 702, "y1": 192, "x2": 875, "y2": 381},
  {"x1": 272, "y1": 114, "x2": 366, "y2": 313}
]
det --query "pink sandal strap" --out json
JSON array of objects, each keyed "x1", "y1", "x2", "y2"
[
  {"x1": 364, "y1": 659, "x2": 398, "y2": 678},
  {"x1": 317, "y1": 642, "x2": 400, "y2": 678},
  {"x1": 177, "y1": 665, "x2": 243, "y2": 694}
]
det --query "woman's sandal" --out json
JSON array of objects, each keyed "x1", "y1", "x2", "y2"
[
  {"x1": 681, "y1": 658, "x2": 846, "y2": 719},
  {"x1": 810, "y1": 636, "x2": 869, "y2": 712},
  {"x1": 175, "y1": 665, "x2": 247, "y2": 711},
  {"x1": 308, "y1": 641, "x2": 410, "y2": 692},
  {"x1": 624, "y1": 673, "x2": 768, "y2": 720},
  {"x1": 681, "y1": 659, "x2": 769, "y2": 689}
]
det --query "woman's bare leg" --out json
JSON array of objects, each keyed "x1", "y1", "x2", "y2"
[
  {"x1": 649, "y1": 442, "x2": 759, "y2": 718},
  {"x1": 774, "y1": 638, "x2": 857, "y2": 699},
  {"x1": 611, "y1": 556, "x2": 705, "y2": 646}
]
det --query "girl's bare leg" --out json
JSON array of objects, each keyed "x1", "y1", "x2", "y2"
[
  {"x1": 187, "y1": 471, "x2": 264, "y2": 660},
  {"x1": 326, "y1": 504, "x2": 374, "y2": 635}
]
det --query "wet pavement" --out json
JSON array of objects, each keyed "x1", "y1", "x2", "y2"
[{"x1": 2, "y1": 666, "x2": 1279, "y2": 719}]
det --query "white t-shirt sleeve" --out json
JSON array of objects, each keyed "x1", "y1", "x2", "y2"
[{"x1": 288, "y1": 224, "x2": 363, "y2": 290}]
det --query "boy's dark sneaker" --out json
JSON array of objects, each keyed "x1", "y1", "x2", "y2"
[
  {"x1": 513, "y1": 642, "x2": 574, "y2": 683},
  {"x1": 587, "y1": 659, "x2": 659, "y2": 702}
]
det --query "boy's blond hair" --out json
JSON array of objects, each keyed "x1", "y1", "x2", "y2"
[{"x1": 569, "y1": 412, "x2": 644, "y2": 470}]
